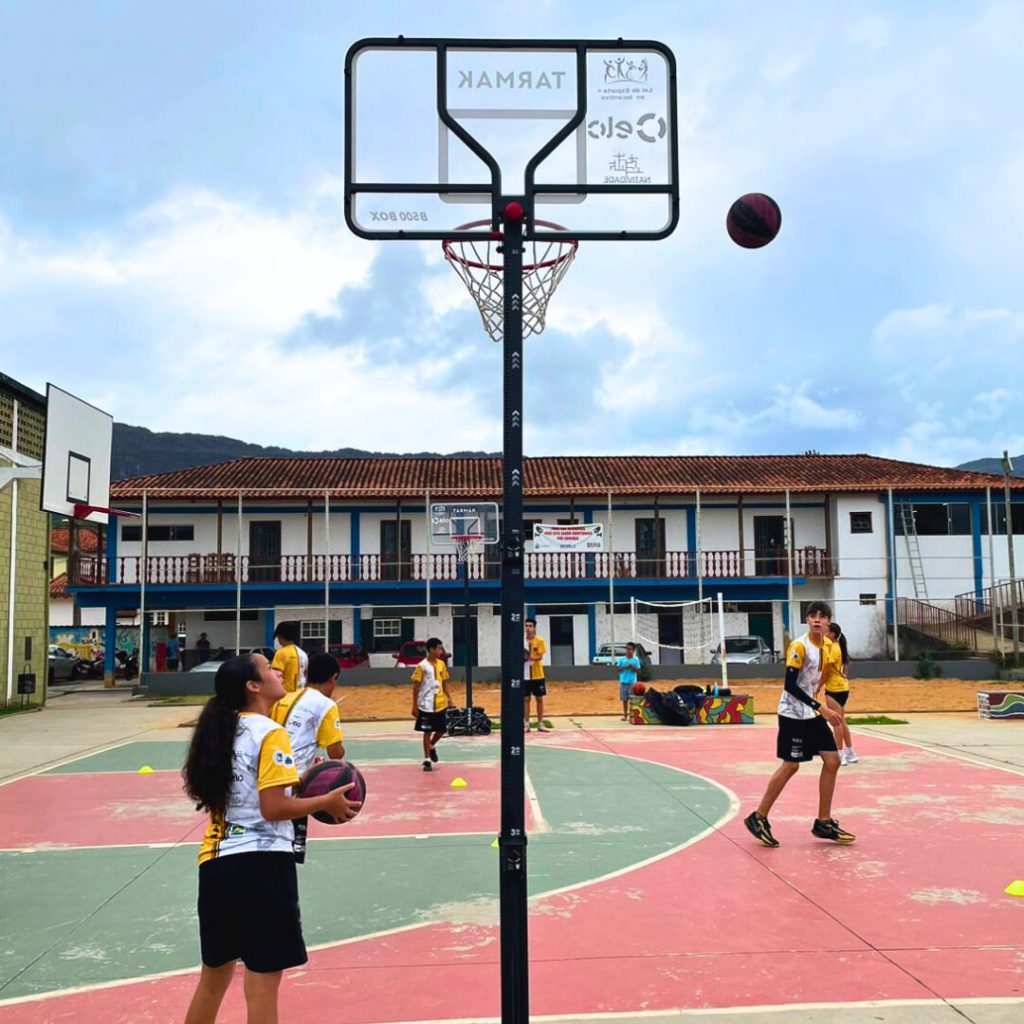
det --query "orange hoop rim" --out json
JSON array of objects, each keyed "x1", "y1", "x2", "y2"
[{"x1": 442, "y1": 219, "x2": 579, "y2": 273}]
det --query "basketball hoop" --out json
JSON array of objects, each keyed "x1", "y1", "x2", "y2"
[
  {"x1": 451, "y1": 534, "x2": 484, "y2": 566},
  {"x1": 443, "y1": 220, "x2": 578, "y2": 343}
]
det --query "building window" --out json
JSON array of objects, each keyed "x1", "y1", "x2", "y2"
[
  {"x1": 122, "y1": 524, "x2": 195, "y2": 542},
  {"x1": 373, "y1": 618, "x2": 401, "y2": 639},
  {"x1": 301, "y1": 621, "x2": 326, "y2": 641},
  {"x1": 980, "y1": 505, "x2": 1024, "y2": 535},
  {"x1": 850, "y1": 511, "x2": 873, "y2": 534},
  {"x1": 204, "y1": 610, "x2": 258, "y2": 621},
  {"x1": 859, "y1": 594, "x2": 877, "y2": 605},
  {"x1": 894, "y1": 503, "x2": 970, "y2": 536}
]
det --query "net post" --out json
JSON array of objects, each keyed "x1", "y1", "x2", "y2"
[
  {"x1": 717, "y1": 591, "x2": 729, "y2": 691},
  {"x1": 499, "y1": 201, "x2": 529, "y2": 1024}
]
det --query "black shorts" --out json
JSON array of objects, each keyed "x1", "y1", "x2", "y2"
[
  {"x1": 525, "y1": 678, "x2": 547, "y2": 698},
  {"x1": 826, "y1": 690, "x2": 850, "y2": 708},
  {"x1": 415, "y1": 710, "x2": 447, "y2": 733},
  {"x1": 198, "y1": 852, "x2": 307, "y2": 973},
  {"x1": 776, "y1": 714, "x2": 838, "y2": 763}
]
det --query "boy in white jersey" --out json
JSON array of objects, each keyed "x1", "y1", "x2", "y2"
[
  {"x1": 411, "y1": 637, "x2": 454, "y2": 771},
  {"x1": 743, "y1": 601, "x2": 855, "y2": 847},
  {"x1": 271, "y1": 651, "x2": 346, "y2": 862},
  {"x1": 182, "y1": 654, "x2": 360, "y2": 1024}
]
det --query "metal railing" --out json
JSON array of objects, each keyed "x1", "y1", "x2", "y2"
[
  {"x1": 897, "y1": 596, "x2": 978, "y2": 649},
  {"x1": 70, "y1": 546, "x2": 834, "y2": 587},
  {"x1": 954, "y1": 578, "x2": 1024, "y2": 622}
]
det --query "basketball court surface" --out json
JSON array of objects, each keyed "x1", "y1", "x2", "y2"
[{"x1": 1, "y1": 700, "x2": 1022, "y2": 1024}]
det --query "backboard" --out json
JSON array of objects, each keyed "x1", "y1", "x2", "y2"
[
  {"x1": 345, "y1": 38, "x2": 678, "y2": 241},
  {"x1": 41, "y1": 384, "x2": 113, "y2": 524},
  {"x1": 430, "y1": 501, "x2": 500, "y2": 547}
]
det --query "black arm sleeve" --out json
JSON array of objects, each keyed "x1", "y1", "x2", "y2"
[{"x1": 783, "y1": 665, "x2": 821, "y2": 710}]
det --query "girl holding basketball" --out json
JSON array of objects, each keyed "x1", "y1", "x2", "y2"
[{"x1": 182, "y1": 654, "x2": 360, "y2": 1024}]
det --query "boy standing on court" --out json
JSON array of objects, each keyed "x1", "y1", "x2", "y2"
[
  {"x1": 744, "y1": 600, "x2": 855, "y2": 847},
  {"x1": 271, "y1": 651, "x2": 346, "y2": 862},
  {"x1": 524, "y1": 618, "x2": 548, "y2": 732},
  {"x1": 411, "y1": 637, "x2": 454, "y2": 771},
  {"x1": 614, "y1": 642, "x2": 642, "y2": 720},
  {"x1": 272, "y1": 621, "x2": 302, "y2": 693}
]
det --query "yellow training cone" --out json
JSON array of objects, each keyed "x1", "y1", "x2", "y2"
[
  {"x1": 1004, "y1": 880, "x2": 1024, "y2": 897},
  {"x1": 450, "y1": 777, "x2": 468, "y2": 788},
  {"x1": 491, "y1": 838, "x2": 499, "y2": 849},
  {"x1": 138, "y1": 765, "x2": 154, "y2": 774}
]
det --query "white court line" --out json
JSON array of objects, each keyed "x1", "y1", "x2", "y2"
[
  {"x1": 524, "y1": 767, "x2": 551, "y2": 834},
  {"x1": 855, "y1": 727, "x2": 1024, "y2": 777},
  {"x1": 0, "y1": 739, "x2": 135, "y2": 789},
  {"x1": 0, "y1": 745, "x2": 738, "y2": 1008}
]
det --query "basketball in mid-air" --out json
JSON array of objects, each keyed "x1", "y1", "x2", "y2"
[
  {"x1": 631, "y1": 681, "x2": 647, "y2": 696},
  {"x1": 727, "y1": 193, "x2": 782, "y2": 249},
  {"x1": 298, "y1": 759, "x2": 366, "y2": 824}
]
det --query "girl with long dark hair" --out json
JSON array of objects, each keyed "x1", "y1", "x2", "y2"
[
  {"x1": 824, "y1": 621, "x2": 857, "y2": 764},
  {"x1": 182, "y1": 654, "x2": 359, "y2": 1024}
]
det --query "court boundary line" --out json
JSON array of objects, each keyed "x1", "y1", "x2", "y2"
[
  {"x1": 853, "y1": 727, "x2": 1024, "y2": 776},
  {"x1": 0, "y1": 744, "x2": 736, "y2": 1007},
  {"x1": 0, "y1": 739, "x2": 136, "y2": 789}
]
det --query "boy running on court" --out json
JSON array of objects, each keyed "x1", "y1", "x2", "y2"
[
  {"x1": 271, "y1": 651, "x2": 346, "y2": 862},
  {"x1": 744, "y1": 601, "x2": 855, "y2": 847},
  {"x1": 411, "y1": 637, "x2": 454, "y2": 771},
  {"x1": 524, "y1": 618, "x2": 548, "y2": 732},
  {"x1": 615, "y1": 642, "x2": 642, "y2": 720}
]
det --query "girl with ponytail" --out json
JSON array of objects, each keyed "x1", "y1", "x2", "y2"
[{"x1": 182, "y1": 654, "x2": 360, "y2": 1024}]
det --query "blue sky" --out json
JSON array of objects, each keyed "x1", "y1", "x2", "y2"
[{"x1": 2, "y1": 1, "x2": 1022, "y2": 466}]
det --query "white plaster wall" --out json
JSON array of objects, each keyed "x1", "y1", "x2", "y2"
[
  {"x1": 49, "y1": 597, "x2": 105, "y2": 627},
  {"x1": 893, "y1": 534, "x2": 975, "y2": 607},
  {"x1": 832, "y1": 496, "x2": 890, "y2": 659}
]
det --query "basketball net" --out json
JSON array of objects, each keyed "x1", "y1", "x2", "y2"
[
  {"x1": 452, "y1": 534, "x2": 483, "y2": 574},
  {"x1": 443, "y1": 219, "x2": 578, "y2": 342}
]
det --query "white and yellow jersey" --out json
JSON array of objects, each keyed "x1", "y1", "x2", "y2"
[
  {"x1": 412, "y1": 658, "x2": 450, "y2": 712},
  {"x1": 823, "y1": 640, "x2": 849, "y2": 694},
  {"x1": 271, "y1": 687, "x2": 344, "y2": 775},
  {"x1": 197, "y1": 712, "x2": 299, "y2": 864},
  {"x1": 778, "y1": 632, "x2": 830, "y2": 720}
]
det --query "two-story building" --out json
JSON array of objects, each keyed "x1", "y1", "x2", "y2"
[{"x1": 67, "y1": 454, "x2": 1024, "y2": 674}]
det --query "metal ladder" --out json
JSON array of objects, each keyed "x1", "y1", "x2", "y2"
[{"x1": 898, "y1": 503, "x2": 928, "y2": 599}]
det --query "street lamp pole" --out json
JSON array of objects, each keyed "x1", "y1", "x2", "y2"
[{"x1": 1002, "y1": 451, "x2": 1020, "y2": 667}]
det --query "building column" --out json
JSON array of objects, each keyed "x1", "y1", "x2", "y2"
[{"x1": 104, "y1": 608, "x2": 118, "y2": 683}]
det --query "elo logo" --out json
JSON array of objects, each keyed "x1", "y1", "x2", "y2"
[{"x1": 587, "y1": 112, "x2": 667, "y2": 143}]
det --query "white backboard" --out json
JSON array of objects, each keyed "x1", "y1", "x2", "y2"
[{"x1": 41, "y1": 384, "x2": 113, "y2": 524}]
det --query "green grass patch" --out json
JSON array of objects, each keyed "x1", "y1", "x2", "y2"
[
  {"x1": 147, "y1": 695, "x2": 211, "y2": 707},
  {"x1": 847, "y1": 715, "x2": 908, "y2": 725},
  {"x1": 0, "y1": 703, "x2": 41, "y2": 719}
]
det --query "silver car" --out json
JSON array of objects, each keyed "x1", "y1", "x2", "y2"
[{"x1": 710, "y1": 636, "x2": 774, "y2": 665}]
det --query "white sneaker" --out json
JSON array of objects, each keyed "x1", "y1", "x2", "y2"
[
  {"x1": 839, "y1": 751, "x2": 849, "y2": 766},
  {"x1": 846, "y1": 748, "x2": 859, "y2": 763}
]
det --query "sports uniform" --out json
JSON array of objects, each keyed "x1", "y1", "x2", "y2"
[
  {"x1": 823, "y1": 640, "x2": 849, "y2": 707},
  {"x1": 271, "y1": 642, "x2": 301, "y2": 693},
  {"x1": 271, "y1": 687, "x2": 344, "y2": 775},
  {"x1": 196, "y1": 713, "x2": 306, "y2": 972},
  {"x1": 525, "y1": 635, "x2": 547, "y2": 697},
  {"x1": 412, "y1": 657, "x2": 450, "y2": 733},
  {"x1": 776, "y1": 633, "x2": 838, "y2": 762}
]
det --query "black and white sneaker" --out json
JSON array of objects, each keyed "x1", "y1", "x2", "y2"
[
  {"x1": 422, "y1": 760, "x2": 433, "y2": 772},
  {"x1": 812, "y1": 818, "x2": 856, "y2": 843},
  {"x1": 743, "y1": 811, "x2": 780, "y2": 848}
]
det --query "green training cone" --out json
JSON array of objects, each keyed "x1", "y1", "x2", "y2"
[
  {"x1": 1004, "y1": 880, "x2": 1024, "y2": 897},
  {"x1": 450, "y1": 777, "x2": 467, "y2": 788},
  {"x1": 137, "y1": 765, "x2": 154, "y2": 774}
]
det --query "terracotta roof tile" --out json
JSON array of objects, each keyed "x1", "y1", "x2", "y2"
[
  {"x1": 50, "y1": 527, "x2": 100, "y2": 553},
  {"x1": 108, "y1": 454, "x2": 1023, "y2": 500},
  {"x1": 50, "y1": 573, "x2": 68, "y2": 599}
]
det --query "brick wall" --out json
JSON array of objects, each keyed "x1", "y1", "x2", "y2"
[{"x1": 0, "y1": 388, "x2": 49, "y2": 708}]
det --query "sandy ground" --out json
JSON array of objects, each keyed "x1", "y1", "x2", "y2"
[{"x1": 339, "y1": 675, "x2": 992, "y2": 721}]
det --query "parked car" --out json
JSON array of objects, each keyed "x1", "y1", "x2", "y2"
[
  {"x1": 329, "y1": 643, "x2": 370, "y2": 669},
  {"x1": 710, "y1": 635, "x2": 774, "y2": 665},
  {"x1": 48, "y1": 644, "x2": 79, "y2": 683},
  {"x1": 392, "y1": 641, "x2": 451, "y2": 667},
  {"x1": 189, "y1": 646, "x2": 277, "y2": 672},
  {"x1": 592, "y1": 642, "x2": 652, "y2": 667}
]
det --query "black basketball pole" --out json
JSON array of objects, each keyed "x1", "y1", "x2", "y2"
[{"x1": 499, "y1": 199, "x2": 529, "y2": 1024}]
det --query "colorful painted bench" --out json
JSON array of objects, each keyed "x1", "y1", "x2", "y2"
[
  {"x1": 977, "y1": 691, "x2": 1024, "y2": 720},
  {"x1": 629, "y1": 693, "x2": 754, "y2": 725}
]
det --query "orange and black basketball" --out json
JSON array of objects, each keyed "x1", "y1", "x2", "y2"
[{"x1": 726, "y1": 193, "x2": 781, "y2": 249}]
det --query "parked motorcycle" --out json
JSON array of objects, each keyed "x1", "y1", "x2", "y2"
[
  {"x1": 115, "y1": 649, "x2": 139, "y2": 681},
  {"x1": 74, "y1": 655, "x2": 105, "y2": 680}
]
